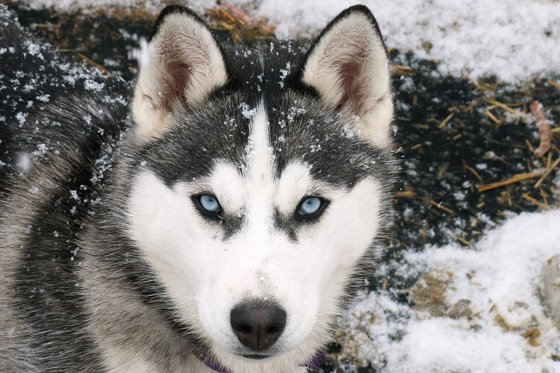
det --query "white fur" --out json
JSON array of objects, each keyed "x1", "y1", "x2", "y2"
[
  {"x1": 127, "y1": 106, "x2": 383, "y2": 372},
  {"x1": 302, "y1": 12, "x2": 393, "y2": 148}
]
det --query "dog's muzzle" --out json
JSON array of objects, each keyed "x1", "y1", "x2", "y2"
[{"x1": 193, "y1": 299, "x2": 326, "y2": 372}]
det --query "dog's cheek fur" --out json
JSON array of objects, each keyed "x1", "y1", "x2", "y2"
[
  {"x1": 126, "y1": 170, "x2": 214, "y2": 314},
  {"x1": 284, "y1": 178, "x2": 383, "y2": 340}
]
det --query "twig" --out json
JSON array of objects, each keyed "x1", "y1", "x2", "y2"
[
  {"x1": 548, "y1": 80, "x2": 560, "y2": 89},
  {"x1": 385, "y1": 236, "x2": 410, "y2": 248},
  {"x1": 465, "y1": 164, "x2": 483, "y2": 182},
  {"x1": 485, "y1": 99, "x2": 526, "y2": 117},
  {"x1": 77, "y1": 53, "x2": 110, "y2": 74},
  {"x1": 522, "y1": 193, "x2": 550, "y2": 210},
  {"x1": 226, "y1": 4, "x2": 253, "y2": 25},
  {"x1": 530, "y1": 100, "x2": 552, "y2": 158},
  {"x1": 486, "y1": 110, "x2": 502, "y2": 126},
  {"x1": 218, "y1": 8, "x2": 237, "y2": 23},
  {"x1": 438, "y1": 113, "x2": 454, "y2": 129},
  {"x1": 534, "y1": 157, "x2": 560, "y2": 189},
  {"x1": 35, "y1": 23, "x2": 61, "y2": 28},
  {"x1": 393, "y1": 191, "x2": 416, "y2": 198},
  {"x1": 454, "y1": 235, "x2": 471, "y2": 246},
  {"x1": 391, "y1": 64, "x2": 413, "y2": 71},
  {"x1": 429, "y1": 200, "x2": 455, "y2": 215},
  {"x1": 478, "y1": 170, "x2": 544, "y2": 192}
]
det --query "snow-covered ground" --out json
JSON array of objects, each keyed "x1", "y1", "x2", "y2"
[
  {"x1": 340, "y1": 208, "x2": 560, "y2": 372},
  {"x1": 25, "y1": 0, "x2": 560, "y2": 82},
  {"x1": 18, "y1": 0, "x2": 560, "y2": 371}
]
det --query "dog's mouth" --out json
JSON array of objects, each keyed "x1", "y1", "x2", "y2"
[
  {"x1": 195, "y1": 346, "x2": 327, "y2": 372},
  {"x1": 239, "y1": 353, "x2": 271, "y2": 360}
]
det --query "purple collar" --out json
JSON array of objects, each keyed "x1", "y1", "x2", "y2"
[{"x1": 193, "y1": 346, "x2": 326, "y2": 373}]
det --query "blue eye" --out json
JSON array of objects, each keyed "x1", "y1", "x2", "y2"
[
  {"x1": 197, "y1": 194, "x2": 221, "y2": 214},
  {"x1": 300, "y1": 197, "x2": 322, "y2": 215},
  {"x1": 297, "y1": 197, "x2": 328, "y2": 220}
]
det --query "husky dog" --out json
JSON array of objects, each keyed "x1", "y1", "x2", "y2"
[{"x1": 0, "y1": 4, "x2": 396, "y2": 373}]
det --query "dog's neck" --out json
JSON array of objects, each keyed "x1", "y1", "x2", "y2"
[{"x1": 192, "y1": 345, "x2": 327, "y2": 373}]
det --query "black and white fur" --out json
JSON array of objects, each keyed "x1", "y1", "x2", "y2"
[{"x1": 0, "y1": 5, "x2": 396, "y2": 372}]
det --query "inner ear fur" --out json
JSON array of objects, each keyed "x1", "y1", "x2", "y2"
[
  {"x1": 300, "y1": 5, "x2": 393, "y2": 148},
  {"x1": 132, "y1": 5, "x2": 228, "y2": 140}
]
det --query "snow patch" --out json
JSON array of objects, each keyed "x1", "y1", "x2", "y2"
[{"x1": 339, "y1": 209, "x2": 560, "y2": 372}]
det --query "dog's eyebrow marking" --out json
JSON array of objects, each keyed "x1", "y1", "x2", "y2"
[
  {"x1": 274, "y1": 161, "x2": 312, "y2": 212},
  {"x1": 270, "y1": 161, "x2": 316, "y2": 240},
  {"x1": 206, "y1": 162, "x2": 246, "y2": 238}
]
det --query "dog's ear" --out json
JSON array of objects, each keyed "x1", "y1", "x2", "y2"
[
  {"x1": 132, "y1": 5, "x2": 228, "y2": 139},
  {"x1": 300, "y1": 6, "x2": 393, "y2": 148}
]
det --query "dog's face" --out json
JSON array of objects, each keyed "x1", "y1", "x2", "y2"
[{"x1": 124, "y1": 5, "x2": 394, "y2": 372}]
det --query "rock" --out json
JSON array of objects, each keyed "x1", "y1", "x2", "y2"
[
  {"x1": 448, "y1": 299, "x2": 473, "y2": 319},
  {"x1": 541, "y1": 254, "x2": 560, "y2": 322},
  {"x1": 410, "y1": 271, "x2": 453, "y2": 317}
]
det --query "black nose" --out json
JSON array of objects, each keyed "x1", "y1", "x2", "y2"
[{"x1": 230, "y1": 304, "x2": 286, "y2": 351}]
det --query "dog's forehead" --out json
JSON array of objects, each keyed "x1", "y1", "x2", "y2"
[
  {"x1": 179, "y1": 102, "x2": 376, "y2": 205},
  {"x1": 185, "y1": 105, "x2": 317, "y2": 198},
  {"x1": 143, "y1": 45, "x2": 387, "y2": 189}
]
